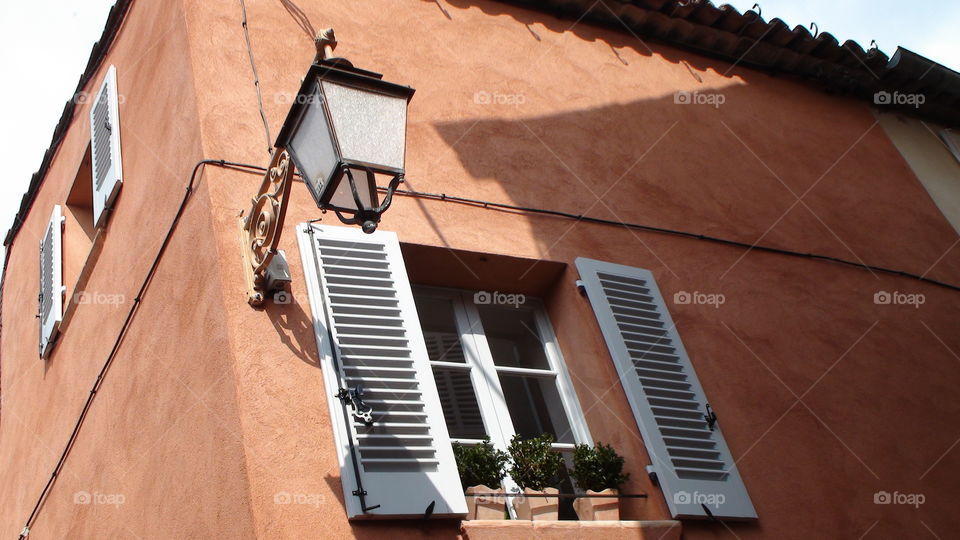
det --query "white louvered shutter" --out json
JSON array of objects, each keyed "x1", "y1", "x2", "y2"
[
  {"x1": 39, "y1": 205, "x2": 65, "y2": 358},
  {"x1": 575, "y1": 258, "x2": 756, "y2": 520},
  {"x1": 90, "y1": 65, "x2": 123, "y2": 228},
  {"x1": 297, "y1": 224, "x2": 466, "y2": 519}
]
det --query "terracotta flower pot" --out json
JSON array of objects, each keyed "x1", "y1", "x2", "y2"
[
  {"x1": 464, "y1": 485, "x2": 506, "y2": 520},
  {"x1": 512, "y1": 487, "x2": 559, "y2": 520},
  {"x1": 573, "y1": 488, "x2": 620, "y2": 520}
]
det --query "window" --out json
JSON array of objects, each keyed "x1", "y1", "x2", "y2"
[
  {"x1": 413, "y1": 287, "x2": 591, "y2": 519},
  {"x1": 414, "y1": 288, "x2": 587, "y2": 455}
]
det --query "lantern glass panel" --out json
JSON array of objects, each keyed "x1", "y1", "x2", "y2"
[
  {"x1": 288, "y1": 82, "x2": 339, "y2": 199},
  {"x1": 328, "y1": 166, "x2": 380, "y2": 212},
  {"x1": 321, "y1": 79, "x2": 407, "y2": 171}
]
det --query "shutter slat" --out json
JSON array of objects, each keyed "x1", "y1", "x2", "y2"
[
  {"x1": 300, "y1": 224, "x2": 465, "y2": 518},
  {"x1": 576, "y1": 257, "x2": 756, "y2": 520}
]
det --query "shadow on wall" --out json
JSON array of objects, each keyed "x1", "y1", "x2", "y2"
[
  {"x1": 429, "y1": 81, "x2": 960, "y2": 278},
  {"x1": 265, "y1": 295, "x2": 321, "y2": 367}
]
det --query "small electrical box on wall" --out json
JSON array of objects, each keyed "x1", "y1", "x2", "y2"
[{"x1": 264, "y1": 250, "x2": 292, "y2": 293}]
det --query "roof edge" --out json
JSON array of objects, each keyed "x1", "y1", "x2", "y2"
[{"x1": 3, "y1": 0, "x2": 133, "y2": 251}]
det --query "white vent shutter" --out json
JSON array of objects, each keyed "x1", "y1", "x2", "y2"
[
  {"x1": 575, "y1": 258, "x2": 756, "y2": 520},
  {"x1": 941, "y1": 129, "x2": 960, "y2": 164},
  {"x1": 39, "y1": 205, "x2": 65, "y2": 358},
  {"x1": 297, "y1": 224, "x2": 466, "y2": 518},
  {"x1": 90, "y1": 65, "x2": 123, "y2": 228}
]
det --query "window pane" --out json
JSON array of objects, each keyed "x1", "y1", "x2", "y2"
[
  {"x1": 433, "y1": 367, "x2": 486, "y2": 439},
  {"x1": 414, "y1": 294, "x2": 466, "y2": 363},
  {"x1": 476, "y1": 305, "x2": 550, "y2": 369},
  {"x1": 498, "y1": 374, "x2": 574, "y2": 444}
]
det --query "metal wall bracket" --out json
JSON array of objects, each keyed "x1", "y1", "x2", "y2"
[{"x1": 240, "y1": 148, "x2": 295, "y2": 306}]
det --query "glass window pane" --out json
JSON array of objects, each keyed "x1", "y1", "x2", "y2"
[
  {"x1": 433, "y1": 367, "x2": 486, "y2": 439},
  {"x1": 476, "y1": 305, "x2": 550, "y2": 369},
  {"x1": 498, "y1": 374, "x2": 574, "y2": 444},
  {"x1": 414, "y1": 294, "x2": 466, "y2": 363}
]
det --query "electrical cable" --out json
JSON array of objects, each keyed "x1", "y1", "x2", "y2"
[
  {"x1": 239, "y1": 0, "x2": 273, "y2": 155},
  {"x1": 16, "y1": 159, "x2": 262, "y2": 540},
  {"x1": 381, "y1": 187, "x2": 960, "y2": 293}
]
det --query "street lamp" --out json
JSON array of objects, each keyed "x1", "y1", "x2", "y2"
[
  {"x1": 276, "y1": 59, "x2": 414, "y2": 233},
  {"x1": 241, "y1": 29, "x2": 415, "y2": 305}
]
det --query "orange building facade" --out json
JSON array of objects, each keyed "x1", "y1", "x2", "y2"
[{"x1": 2, "y1": 1, "x2": 960, "y2": 538}]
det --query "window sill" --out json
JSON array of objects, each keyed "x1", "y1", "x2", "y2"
[{"x1": 459, "y1": 520, "x2": 681, "y2": 540}]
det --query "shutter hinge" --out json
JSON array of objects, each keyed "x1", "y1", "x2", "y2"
[
  {"x1": 336, "y1": 386, "x2": 373, "y2": 426},
  {"x1": 645, "y1": 464, "x2": 659, "y2": 485},
  {"x1": 704, "y1": 403, "x2": 718, "y2": 430},
  {"x1": 575, "y1": 279, "x2": 587, "y2": 296},
  {"x1": 351, "y1": 487, "x2": 381, "y2": 512}
]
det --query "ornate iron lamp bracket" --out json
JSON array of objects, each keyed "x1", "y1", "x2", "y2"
[{"x1": 240, "y1": 148, "x2": 295, "y2": 306}]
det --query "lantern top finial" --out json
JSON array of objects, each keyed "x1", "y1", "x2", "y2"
[{"x1": 315, "y1": 28, "x2": 337, "y2": 62}]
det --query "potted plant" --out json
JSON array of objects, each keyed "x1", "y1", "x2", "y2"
[
  {"x1": 452, "y1": 439, "x2": 510, "y2": 519},
  {"x1": 569, "y1": 442, "x2": 630, "y2": 520},
  {"x1": 507, "y1": 433, "x2": 565, "y2": 520}
]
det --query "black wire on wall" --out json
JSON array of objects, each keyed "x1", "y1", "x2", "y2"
[
  {"x1": 16, "y1": 159, "x2": 264, "y2": 540},
  {"x1": 239, "y1": 0, "x2": 273, "y2": 155},
  {"x1": 381, "y1": 187, "x2": 960, "y2": 293}
]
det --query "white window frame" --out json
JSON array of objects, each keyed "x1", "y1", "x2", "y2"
[{"x1": 413, "y1": 287, "x2": 592, "y2": 493}]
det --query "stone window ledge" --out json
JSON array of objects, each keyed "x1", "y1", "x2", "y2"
[{"x1": 459, "y1": 520, "x2": 682, "y2": 540}]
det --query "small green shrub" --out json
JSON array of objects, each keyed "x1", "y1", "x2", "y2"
[
  {"x1": 569, "y1": 442, "x2": 630, "y2": 492},
  {"x1": 507, "y1": 434, "x2": 565, "y2": 491},
  {"x1": 452, "y1": 438, "x2": 510, "y2": 489}
]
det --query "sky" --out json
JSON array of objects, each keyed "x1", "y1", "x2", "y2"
[{"x1": 0, "y1": 0, "x2": 958, "y2": 265}]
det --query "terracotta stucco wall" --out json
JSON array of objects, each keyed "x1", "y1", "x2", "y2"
[
  {"x1": 4, "y1": 0, "x2": 960, "y2": 539},
  {"x1": 189, "y1": 0, "x2": 960, "y2": 538},
  {"x1": 0, "y1": 1, "x2": 256, "y2": 538}
]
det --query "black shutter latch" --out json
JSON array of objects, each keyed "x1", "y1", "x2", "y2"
[
  {"x1": 337, "y1": 385, "x2": 374, "y2": 426},
  {"x1": 704, "y1": 403, "x2": 718, "y2": 430}
]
